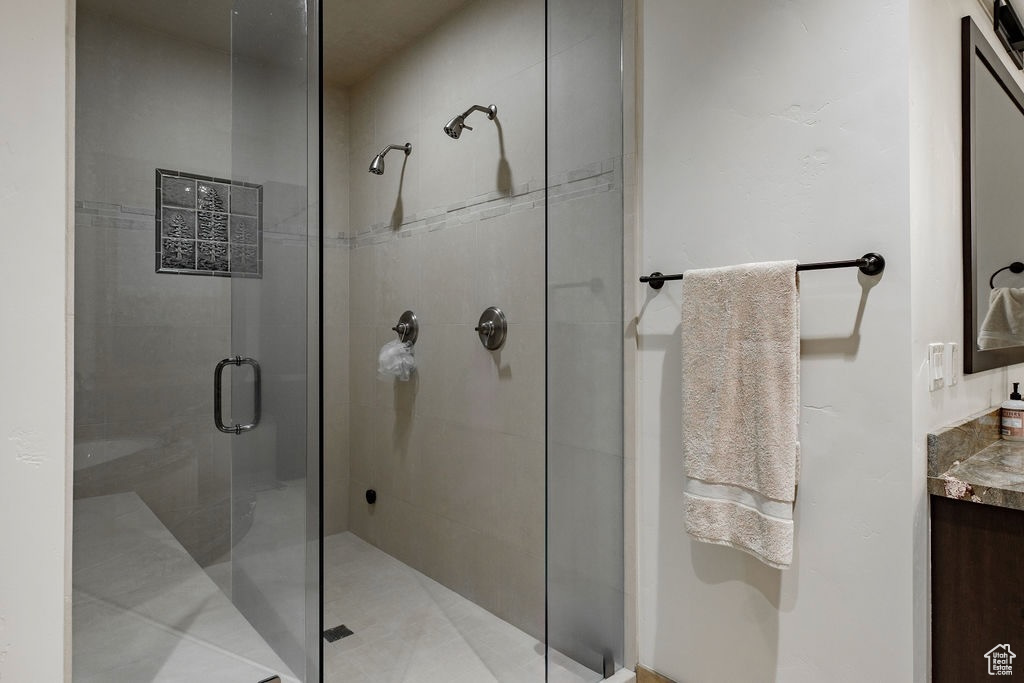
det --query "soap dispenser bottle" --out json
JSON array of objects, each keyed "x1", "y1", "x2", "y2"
[{"x1": 1001, "y1": 383, "x2": 1024, "y2": 441}]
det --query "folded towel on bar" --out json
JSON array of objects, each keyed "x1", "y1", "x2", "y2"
[
  {"x1": 681, "y1": 260, "x2": 800, "y2": 569},
  {"x1": 978, "y1": 287, "x2": 1024, "y2": 350}
]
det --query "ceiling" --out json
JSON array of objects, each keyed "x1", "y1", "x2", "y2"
[
  {"x1": 324, "y1": 0, "x2": 472, "y2": 86},
  {"x1": 77, "y1": 0, "x2": 472, "y2": 86}
]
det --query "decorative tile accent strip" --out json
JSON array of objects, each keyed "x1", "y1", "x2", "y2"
[
  {"x1": 86, "y1": 158, "x2": 621, "y2": 255},
  {"x1": 348, "y1": 156, "x2": 623, "y2": 250},
  {"x1": 155, "y1": 169, "x2": 263, "y2": 277}
]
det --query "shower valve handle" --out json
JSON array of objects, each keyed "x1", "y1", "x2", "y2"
[
  {"x1": 474, "y1": 307, "x2": 507, "y2": 351},
  {"x1": 391, "y1": 310, "x2": 419, "y2": 345}
]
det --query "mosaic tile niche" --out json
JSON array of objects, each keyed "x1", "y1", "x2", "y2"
[{"x1": 156, "y1": 169, "x2": 262, "y2": 277}]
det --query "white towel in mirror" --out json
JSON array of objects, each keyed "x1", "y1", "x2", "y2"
[{"x1": 979, "y1": 287, "x2": 1024, "y2": 350}]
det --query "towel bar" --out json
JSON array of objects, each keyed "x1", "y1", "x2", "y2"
[
  {"x1": 989, "y1": 261, "x2": 1024, "y2": 289},
  {"x1": 639, "y1": 252, "x2": 885, "y2": 290}
]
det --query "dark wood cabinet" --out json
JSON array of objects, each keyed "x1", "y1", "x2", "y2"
[{"x1": 931, "y1": 495, "x2": 1024, "y2": 681}]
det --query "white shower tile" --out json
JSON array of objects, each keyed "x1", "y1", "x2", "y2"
[
  {"x1": 349, "y1": 403, "x2": 377, "y2": 486},
  {"x1": 485, "y1": 63, "x2": 546, "y2": 193},
  {"x1": 497, "y1": 433, "x2": 546, "y2": 553},
  {"x1": 547, "y1": 190, "x2": 623, "y2": 325},
  {"x1": 349, "y1": 324, "x2": 378, "y2": 408},
  {"x1": 475, "y1": 207, "x2": 545, "y2": 325},
  {"x1": 350, "y1": 141, "x2": 381, "y2": 233},
  {"x1": 72, "y1": 493, "x2": 296, "y2": 682},
  {"x1": 547, "y1": 32, "x2": 622, "y2": 177},
  {"x1": 324, "y1": 531, "x2": 595, "y2": 683},
  {"x1": 418, "y1": 106, "x2": 478, "y2": 210},
  {"x1": 349, "y1": 79, "x2": 377, "y2": 152},
  {"x1": 375, "y1": 234, "x2": 423, "y2": 328},
  {"x1": 547, "y1": 321, "x2": 622, "y2": 453},
  {"x1": 372, "y1": 126, "x2": 423, "y2": 227},
  {"x1": 420, "y1": 221, "x2": 478, "y2": 324}
]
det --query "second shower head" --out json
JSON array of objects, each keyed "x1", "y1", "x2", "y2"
[
  {"x1": 443, "y1": 104, "x2": 497, "y2": 139},
  {"x1": 368, "y1": 143, "x2": 412, "y2": 175}
]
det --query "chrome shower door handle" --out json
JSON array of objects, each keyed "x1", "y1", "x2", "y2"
[{"x1": 214, "y1": 356, "x2": 262, "y2": 435}]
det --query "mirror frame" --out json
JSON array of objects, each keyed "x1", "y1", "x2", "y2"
[{"x1": 962, "y1": 16, "x2": 1024, "y2": 372}]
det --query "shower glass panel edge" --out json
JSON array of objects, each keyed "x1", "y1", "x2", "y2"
[
  {"x1": 230, "y1": 0, "x2": 320, "y2": 680},
  {"x1": 310, "y1": 1, "x2": 324, "y2": 681},
  {"x1": 546, "y1": 0, "x2": 626, "y2": 679}
]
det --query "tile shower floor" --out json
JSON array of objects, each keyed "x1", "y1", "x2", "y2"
[
  {"x1": 72, "y1": 492, "x2": 297, "y2": 683},
  {"x1": 72, "y1": 492, "x2": 598, "y2": 682},
  {"x1": 322, "y1": 531, "x2": 598, "y2": 683}
]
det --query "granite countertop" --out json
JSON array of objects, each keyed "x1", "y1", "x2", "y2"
[{"x1": 928, "y1": 408, "x2": 1024, "y2": 511}]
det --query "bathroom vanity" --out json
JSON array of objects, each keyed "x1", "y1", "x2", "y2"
[{"x1": 928, "y1": 409, "x2": 1024, "y2": 682}]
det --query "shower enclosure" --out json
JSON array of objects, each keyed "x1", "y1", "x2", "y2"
[{"x1": 72, "y1": 0, "x2": 623, "y2": 680}]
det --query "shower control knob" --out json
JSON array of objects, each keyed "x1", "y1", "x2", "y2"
[
  {"x1": 390, "y1": 310, "x2": 418, "y2": 345},
  {"x1": 474, "y1": 307, "x2": 507, "y2": 350},
  {"x1": 365, "y1": 489, "x2": 376, "y2": 505}
]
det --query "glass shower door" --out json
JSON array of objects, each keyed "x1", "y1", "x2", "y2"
[
  {"x1": 227, "y1": 1, "x2": 320, "y2": 681},
  {"x1": 71, "y1": 0, "x2": 319, "y2": 681}
]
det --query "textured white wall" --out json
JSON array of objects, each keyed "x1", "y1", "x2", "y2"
[
  {"x1": 637, "y1": 1, "x2": 915, "y2": 680},
  {"x1": 0, "y1": 0, "x2": 71, "y2": 680}
]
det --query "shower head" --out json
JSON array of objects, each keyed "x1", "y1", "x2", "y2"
[
  {"x1": 368, "y1": 143, "x2": 412, "y2": 175},
  {"x1": 443, "y1": 115, "x2": 468, "y2": 140},
  {"x1": 443, "y1": 104, "x2": 497, "y2": 139}
]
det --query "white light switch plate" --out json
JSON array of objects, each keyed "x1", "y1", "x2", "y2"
[
  {"x1": 929, "y1": 343, "x2": 945, "y2": 391},
  {"x1": 946, "y1": 342, "x2": 959, "y2": 386}
]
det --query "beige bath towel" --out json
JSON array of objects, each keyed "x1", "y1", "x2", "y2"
[
  {"x1": 978, "y1": 287, "x2": 1024, "y2": 350},
  {"x1": 682, "y1": 260, "x2": 800, "y2": 569}
]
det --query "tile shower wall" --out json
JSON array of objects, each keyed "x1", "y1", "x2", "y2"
[{"x1": 338, "y1": 0, "x2": 548, "y2": 640}]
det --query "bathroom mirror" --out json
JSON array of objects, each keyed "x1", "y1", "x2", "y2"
[{"x1": 963, "y1": 16, "x2": 1024, "y2": 372}]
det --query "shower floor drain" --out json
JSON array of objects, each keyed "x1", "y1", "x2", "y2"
[{"x1": 323, "y1": 624, "x2": 354, "y2": 643}]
